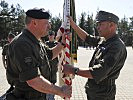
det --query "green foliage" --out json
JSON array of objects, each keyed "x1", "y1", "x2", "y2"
[
  {"x1": 129, "y1": 17, "x2": 133, "y2": 31},
  {"x1": 0, "y1": 0, "x2": 25, "y2": 40},
  {"x1": 0, "y1": 0, "x2": 133, "y2": 46},
  {"x1": 78, "y1": 12, "x2": 95, "y2": 46},
  {"x1": 85, "y1": 13, "x2": 94, "y2": 35},
  {"x1": 118, "y1": 16, "x2": 133, "y2": 46},
  {"x1": 79, "y1": 12, "x2": 86, "y2": 30},
  {"x1": 50, "y1": 16, "x2": 62, "y2": 36},
  {"x1": 77, "y1": 12, "x2": 86, "y2": 46},
  {"x1": 78, "y1": 12, "x2": 133, "y2": 46}
]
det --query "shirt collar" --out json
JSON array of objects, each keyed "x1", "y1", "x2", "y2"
[
  {"x1": 106, "y1": 34, "x2": 119, "y2": 43},
  {"x1": 100, "y1": 34, "x2": 119, "y2": 46},
  {"x1": 23, "y1": 29, "x2": 40, "y2": 45}
]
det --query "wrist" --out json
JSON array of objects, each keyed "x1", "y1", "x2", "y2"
[
  {"x1": 59, "y1": 42, "x2": 66, "y2": 48},
  {"x1": 51, "y1": 84, "x2": 63, "y2": 96},
  {"x1": 73, "y1": 67, "x2": 79, "y2": 75}
]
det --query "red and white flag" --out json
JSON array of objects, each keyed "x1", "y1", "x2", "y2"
[{"x1": 57, "y1": 0, "x2": 74, "y2": 100}]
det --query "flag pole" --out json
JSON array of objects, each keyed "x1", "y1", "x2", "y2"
[{"x1": 57, "y1": 0, "x2": 77, "y2": 99}]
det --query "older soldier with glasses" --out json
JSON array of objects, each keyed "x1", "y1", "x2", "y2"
[{"x1": 6, "y1": 8, "x2": 71, "y2": 100}]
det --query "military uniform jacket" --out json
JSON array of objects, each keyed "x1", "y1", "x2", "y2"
[
  {"x1": 85, "y1": 34, "x2": 127, "y2": 98},
  {"x1": 2, "y1": 43, "x2": 9, "y2": 56},
  {"x1": 2, "y1": 44, "x2": 9, "y2": 68},
  {"x1": 6, "y1": 29, "x2": 53, "y2": 93}
]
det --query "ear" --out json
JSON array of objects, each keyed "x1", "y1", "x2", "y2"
[
  {"x1": 33, "y1": 20, "x2": 37, "y2": 25},
  {"x1": 32, "y1": 19, "x2": 37, "y2": 26},
  {"x1": 109, "y1": 22, "x2": 115, "y2": 29}
]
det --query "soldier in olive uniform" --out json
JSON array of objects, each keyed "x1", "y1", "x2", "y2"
[
  {"x1": 63, "y1": 11, "x2": 127, "y2": 100},
  {"x1": 2, "y1": 33, "x2": 15, "y2": 69},
  {"x1": 2, "y1": 33, "x2": 15, "y2": 93},
  {"x1": 6, "y1": 8, "x2": 71, "y2": 100},
  {"x1": 46, "y1": 31, "x2": 58, "y2": 85},
  {"x1": 45, "y1": 31, "x2": 58, "y2": 100}
]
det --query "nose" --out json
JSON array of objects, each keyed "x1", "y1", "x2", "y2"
[{"x1": 96, "y1": 24, "x2": 100, "y2": 30}]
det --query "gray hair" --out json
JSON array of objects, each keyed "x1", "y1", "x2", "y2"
[{"x1": 25, "y1": 16, "x2": 33, "y2": 25}]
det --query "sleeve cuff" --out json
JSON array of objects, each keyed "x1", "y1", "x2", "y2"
[{"x1": 19, "y1": 67, "x2": 41, "y2": 82}]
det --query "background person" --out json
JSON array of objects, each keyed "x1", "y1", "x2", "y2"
[
  {"x1": 45, "y1": 31, "x2": 59, "y2": 100},
  {"x1": 2, "y1": 33, "x2": 15, "y2": 93}
]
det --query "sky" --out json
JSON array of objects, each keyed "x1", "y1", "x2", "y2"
[{"x1": 4, "y1": 0, "x2": 133, "y2": 21}]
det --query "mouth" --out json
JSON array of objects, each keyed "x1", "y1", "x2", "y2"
[
  {"x1": 98, "y1": 30, "x2": 101, "y2": 33},
  {"x1": 97, "y1": 31, "x2": 101, "y2": 35}
]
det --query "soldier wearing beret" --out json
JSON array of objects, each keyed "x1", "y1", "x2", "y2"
[
  {"x1": 63, "y1": 11, "x2": 127, "y2": 100},
  {"x1": 6, "y1": 8, "x2": 71, "y2": 100}
]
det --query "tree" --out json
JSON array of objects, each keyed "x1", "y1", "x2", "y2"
[
  {"x1": 129, "y1": 17, "x2": 133, "y2": 45},
  {"x1": 78, "y1": 12, "x2": 86, "y2": 46},
  {"x1": 50, "y1": 16, "x2": 62, "y2": 36},
  {"x1": 85, "y1": 13, "x2": 94, "y2": 35},
  {"x1": 0, "y1": 0, "x2": 25, "y2": 40},
  {"x1": 118, "y1": 16, "x2": 132, "y2": 46},
  {"x1": 129, "y1": 17, "x2": 133, "y2": 31},
  {"x1": 79, "y1": 12, "x2": 86, "y2": 30},
  {"x1": 0, "y1": 0, "x2": 10, "y2": 39},
  {"x1": 10, "y1": 4, "x2": 25, "y2": 35}
]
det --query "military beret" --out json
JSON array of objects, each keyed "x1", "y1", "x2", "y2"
[
  {"x1": 96, "y1": 11, "x2": 119, "y2": 24},
  {"x1": 26, "y1": 8, "x2": 50, "y2": 19}
]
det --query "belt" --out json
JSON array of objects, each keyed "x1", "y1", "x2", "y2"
[
  {"x1": 99, "y1": 79, "x2": 115, "y2": 86},
  {"x1": 13, "y1": 88, "x2": 46, "y2": 99},
  {"x1": 24, "y1": 91, "x2": 45, "y2": 99},
  {"x1": 87, "y1": 79, "x2": 115, "y2": 86}
]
